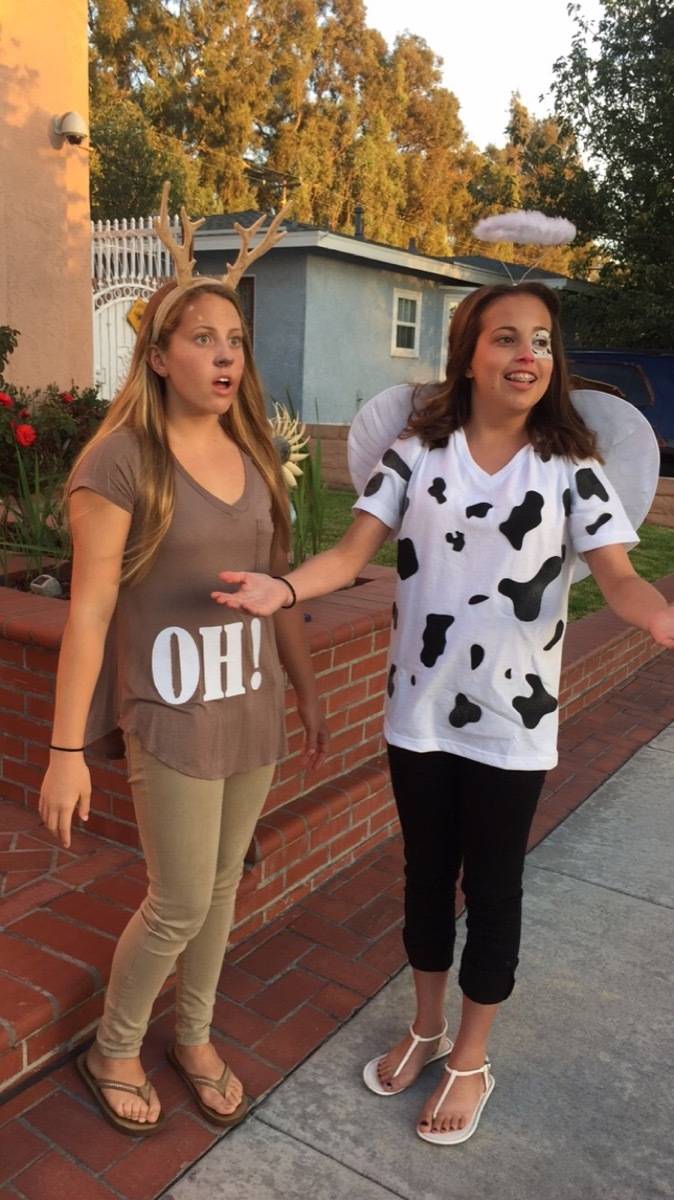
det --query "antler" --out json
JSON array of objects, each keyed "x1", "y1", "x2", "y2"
[
  {"x1": 224, "y1": 204, "x2": 291, "y2": 289},
  {"x1": 154, "y1": 181, "x2": 205, "y2": 285}
]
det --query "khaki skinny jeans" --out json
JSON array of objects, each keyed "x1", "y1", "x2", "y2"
[{"x1": 96, "y1": 734, "x2": 274, "y2": 1057}]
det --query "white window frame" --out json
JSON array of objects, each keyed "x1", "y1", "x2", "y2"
[
  {"x1": 437, "y1": 288, "x2": 471, "y2": 379},
  {"x1": 391, "y1": 288, "x2": 422, "y2": 358}
]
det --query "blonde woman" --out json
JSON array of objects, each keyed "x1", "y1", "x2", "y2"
[{"x1": 39, "y1": 276, "x2": 328, "y2": 1135}]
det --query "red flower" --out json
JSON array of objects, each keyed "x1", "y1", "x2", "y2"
[
  {"x1": 19, "y1": 408, "x2": 30, "y2": 418},
  {"x1": 15, "y1": 423, "x2": 37, "y2": 447},
  {"x1": 60, "y1": 391, "x2": 74, "y2": 404},
  {"x1": 0, "y1": 391, "x2": 13, "y2": 408}
]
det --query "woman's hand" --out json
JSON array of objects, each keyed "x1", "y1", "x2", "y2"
[
  {"x1": 212, "y1": 572, "x2": 289, "y2": 615},
  {"x1": 39, "y1": 757, "x2": 91, "y2": 850},
  {"x1": 297, "y1": 695, "x2": 330, "y2": 771},
  {"x1": 648, "y1": 606, "x2": 674, "y2": 649}
]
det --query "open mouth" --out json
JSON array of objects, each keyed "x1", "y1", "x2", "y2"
[
  {"x1": 504, "y1": 372, "x2": 537, "y2": 384},
  {"x1": 213, "y1": 375, "x2": 232, "y2": 392}
]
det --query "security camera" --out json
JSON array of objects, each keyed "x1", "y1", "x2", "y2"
[{"x1": 52, "y1": 111, "x2": 89, "y2": 146}]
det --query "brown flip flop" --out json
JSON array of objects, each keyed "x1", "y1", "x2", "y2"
[
  {"x1": 76, "y1": 1051, "x2": 165, "y2": 1136},
  {"x1": 166, "y1": 1043, "x2": 249, "y2": 1128}
]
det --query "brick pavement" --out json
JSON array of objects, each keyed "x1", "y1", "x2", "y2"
[{"x1": 1, "y1": 650, "x2": 674, "y2": 1199}]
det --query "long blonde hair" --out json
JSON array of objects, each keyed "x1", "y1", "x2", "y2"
[{"x1": 69, "y1": 281, "x2": 290, "y2": 583}]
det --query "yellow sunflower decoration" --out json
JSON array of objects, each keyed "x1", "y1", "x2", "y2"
[{"x1": 269, "y1": 403, "x2": 309, "y2": 488}]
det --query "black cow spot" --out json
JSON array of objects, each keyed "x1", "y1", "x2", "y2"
[
  {"x1": 401, "y1": 496, "x2": 410, "y2": 518},
  {"x1": 512, "y1": 674, "x2": 558, "y2": 729},
  {"x1": 421, "y1": 614, "x2": 455, "y2": 667},
  {"x1": 392, "y1": 601, "x2": 398, "y2": 630},
  {"x1": 586, "y1": 512, "x2": 613, "y2": 536},
  {"x1": 397, "y1": 538, "x2": 419, "y2": 580},
  {"x1": 498, "y1": 553, "x2": 564, "y2": 622},
  {"x1": 543, "y1": 619, "x2": 565, "y2": 651},
  {"x1": 449, "y1": 693, "x2": 482, "y2": 728},
  {"x1": 562, "y1": 487, "x2": 572, "y2": 517},
  {"x1": 382, "y1": 448, "x2": 412, "y2": 482},
  {"x1": 428, "y1": 477, "x2": 447, "y2": 504},
  {"x1": 469, "y1": 594, "x2": 489, "y2": 605},
  {"x1": 387, "y1": 665, "x2": 397, "y2": 698},
  {"x1": 470, "y1": 644, "x2": 485, "y2": 670},
  {"x1": 363, "y1": 472, "x2": 384, "y2": 497},
  {"x1": 466, "y1": 502, "x2": 493, "y2": 519},
  {"x1": 505, "y1": 668, "x2": 512, "y2": 679},
  {"x1": 499, "y1": 491, "x2": 545, "y2": 549},
  {"x1": 445, "y1": 531, "x2": 465, "y2": 552},
  {"x1": 411, "y1": 674, "x2": 416, "y2": 686},
  {"x1": 575, "y1": 467, "x2": 609, "y2": 503}
]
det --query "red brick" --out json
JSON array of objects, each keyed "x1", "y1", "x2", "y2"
[
  {"x1": 216, "y1": 962, "x2": 263, "y2": 1003},
  {"x1": 52, "y1": 846, "x2": 139, "y2": 885},
  {"x1": 247, "y1": 968, "x2": 324, "y2": 1021},
  {"x1": 0, "y1": 1121, "x2": 46, "y2": 1184},
  {"x1": 237, "y1": 929, "x2": 311, "y2": 980},
  {"x1": 0, "y1": 640, "x2": 23, "y2": 666},
  {"x1": 0, "y1": 1079, "x2": 55, "y2": 1128},
  {"x1": 103, "y1": 1113, "x2": 215, "y2": 1200},
  {"x1": 302, "y1": 945, "x2": 387, "y2": 995},
  {"x1": 254, "y1": 1003, "x2": 337, "y2": 1069},
  {"x1": 297, "y1": 889, "x2": 361, "y2": 924},
  {"x1": 330, "y1": 865, "x2": 391, "y2": 906},
  {"x1": 211, "y1": 995, "x2": 273, "y2": 1047},
  {"x1": 26, "y1": 991, "x2": 102, "y2": 1064},
  {"x1": 360, "y1": 925, "x2": 406, "y2": 975},
  {"x1": 345, "y1": 893, "x2": 402, "y2": 940},
  {"x1": 22, "y1": 646, "x2": 58, "y2": 673},
  {"x1": 0, "y1": 976, "x2": 54, "y2": 1049},
  {"x1": 25, "y1": 1090, "x2": 130, "y2": 1172},
  {"x1": 313, "y1": 981, "x2": 364, "y2": 1020},
  {"x1": 333, "y1": 634, "x2": 373, "y2": 666},
  {"x1": 0, "y1": 733, "x2": 24, "y2": 760},
  {"x1": 8, "y1": 913, "x2": 114, "y2": 979},
  {"x1": 289, "y1": 910, "x2": 367, "y2": 957},
  {"x1": 0, "y1": 934, "x2": 94, "y2": 1008},
  {"x1": 17, "y1": 1151, "x2": 118, "y2": 1200},
  {"x1": 48, "y1": 892, "x2": 130, "y2": 939},
  {"x1": 88, "y1": 872, "x2": 146, "y2": 909}
]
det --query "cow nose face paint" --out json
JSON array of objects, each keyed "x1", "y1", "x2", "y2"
[{"x1": 531, "y1": 330, "x2": 552, "y2": 358}]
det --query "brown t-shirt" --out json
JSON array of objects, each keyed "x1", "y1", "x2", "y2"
[{"x1": 70, "y1": 428, "x2": 287, "y2": 778}]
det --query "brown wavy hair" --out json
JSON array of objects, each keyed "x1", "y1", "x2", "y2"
[
  {"x1": 407, "y1": 282, "x2": 602, "y2": 462},
  {"x1": 69, "y1": 281, "x2": 290, "y2": 583}
]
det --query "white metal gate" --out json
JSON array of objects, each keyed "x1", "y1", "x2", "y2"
[{"x1": 91, "y1": 215, "x2": 180, "y2": 401}]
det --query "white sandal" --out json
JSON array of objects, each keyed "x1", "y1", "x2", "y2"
[
  {"x1": 416, "y1": 1060, "x2": 494, "y2": 1145},
  {"x1": 362, "y1": 1021, "x2": 453, "y2": 1096}
]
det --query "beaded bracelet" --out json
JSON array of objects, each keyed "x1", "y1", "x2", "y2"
[{"x1": 271, "y1": 576, "x2": 297, "y2": 609}]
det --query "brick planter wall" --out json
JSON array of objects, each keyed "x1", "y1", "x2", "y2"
[{"x1": 2, "y1": 568, "x2": 673, "y2": 938}]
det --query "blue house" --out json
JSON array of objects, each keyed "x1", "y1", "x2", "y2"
[{"x1": 194, "y1": 215, "x2": 586, "y2": 425}]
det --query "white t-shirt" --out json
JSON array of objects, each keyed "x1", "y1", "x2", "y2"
[{"x1": 355, "y1": 427, "x2": 637, "y2": 770}]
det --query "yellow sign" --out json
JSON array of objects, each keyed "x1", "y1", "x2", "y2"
[{"x1": 127, "y1": 297, "x2": 148, "y2": 333}]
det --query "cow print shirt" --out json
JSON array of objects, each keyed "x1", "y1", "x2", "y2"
[{"x1": 355, "y1": 428, "x2": 637, "y2": 769}]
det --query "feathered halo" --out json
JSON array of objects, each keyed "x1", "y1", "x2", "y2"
[
  {"x1": 473, "y1": 210, "x2": 576, "y2": 286},
  {"x1": 473, "y1": 211, "x2": 576, "y2": 246}
]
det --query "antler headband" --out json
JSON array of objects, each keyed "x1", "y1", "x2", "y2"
[{"x1": 149, "y1": 181, "x2": 291, "y2": 336}]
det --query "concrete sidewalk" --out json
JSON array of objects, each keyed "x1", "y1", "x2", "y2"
[{"x1": 164, "y1": 726, "x2": 674, "y2": 1200}]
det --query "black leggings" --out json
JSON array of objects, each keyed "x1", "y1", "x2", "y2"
[{"x1": 387, "y1": 744, "x2": 545, "y2": 1006}]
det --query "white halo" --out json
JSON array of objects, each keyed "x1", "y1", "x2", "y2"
[
  {"x1": 473, "y1": 210, "x2": 576, "y2": 246},
  {"x1": 347, "y1": 385, "x2": 660, "y2": 583}
]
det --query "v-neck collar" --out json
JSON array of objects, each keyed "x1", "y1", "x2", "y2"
[{"x1": 455, "y1": 427, "x2": 532, "y2": 485}]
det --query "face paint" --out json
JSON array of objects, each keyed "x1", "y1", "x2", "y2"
[{"x1": 531, "y1": 329, "x2": 552, "y2": 358}]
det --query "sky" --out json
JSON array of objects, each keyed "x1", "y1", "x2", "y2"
[{"x1": 363, "y1": 0, "x2": 605, "y2": 150}]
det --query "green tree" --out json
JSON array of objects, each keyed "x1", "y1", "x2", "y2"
[{"x1": 551, "y1": 0, "x2": 674, "y2": 295}]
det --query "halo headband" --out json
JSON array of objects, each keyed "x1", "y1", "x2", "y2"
[{"x1": 473, "y1": 210, "x2": 577, "y2": 287}]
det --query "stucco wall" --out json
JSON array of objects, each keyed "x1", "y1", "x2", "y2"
[
  {"x1": 0, "y1": 1, "x2": 92, "y2": 389},
  {"x1": 302, "y1": 255, "x2": 465, "y2": 424},
  {"x1": 195, "y1": 248, "x2": 308, "y2": 411}
]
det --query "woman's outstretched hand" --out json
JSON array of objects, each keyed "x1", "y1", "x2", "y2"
[
  {"x1": 212, "y1": 572, "x2": 290, "y2": 615},
  {"x1": 649, "y1": 606, "x2": 674, "y2": 649}
]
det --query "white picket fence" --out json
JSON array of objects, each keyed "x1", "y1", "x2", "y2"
[{"x1": 91, "y1": 214, "x2": 180, "y2": 400}]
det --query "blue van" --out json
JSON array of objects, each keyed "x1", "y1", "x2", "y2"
[{"x1": 567, "y1": 350, "x2": 674, "y2": 474}]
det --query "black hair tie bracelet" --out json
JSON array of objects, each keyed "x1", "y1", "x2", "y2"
[{"x1": 271, "y1": 576, "x2": 297, "y2": 609}]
